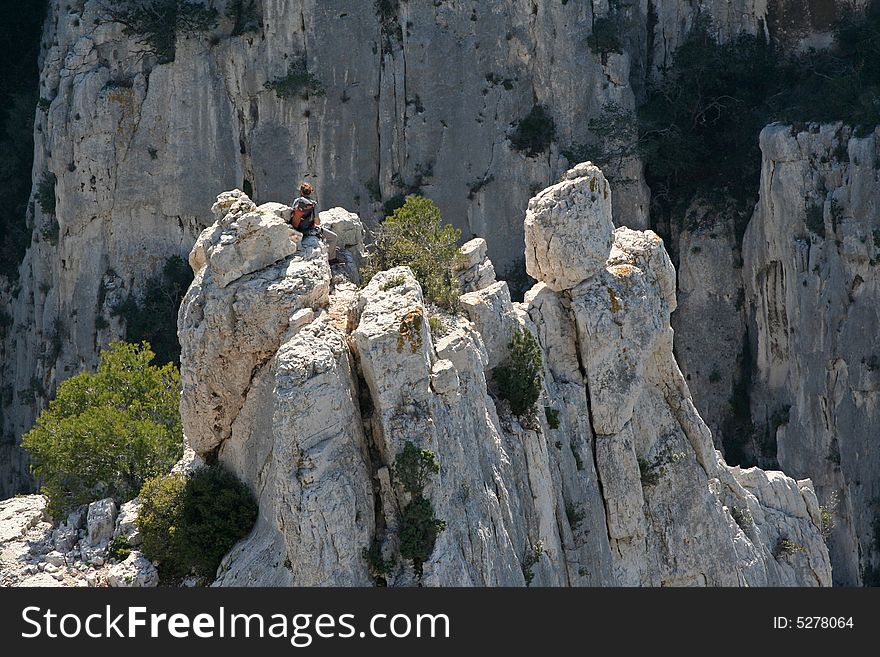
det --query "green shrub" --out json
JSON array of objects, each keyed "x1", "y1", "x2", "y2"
[
  {"x1": 21, "y1": 341, "x2": 183, "y2": 518},
  {"x1": 521, "y1": 541, "x2": 544, "y2": 587},
  {"x1": 103, "y1": 1, "x2": 218, "y2": 64},
  {"x1": 587, "y1": 16, "x2": 623, "y2": 56},
  {"x1": 544, "y1": 406, "x2": 560, "y2": 429},
  {"x1": 510, "y1": 105, "x2": 556, "y2": 157},
  {"x1": 112, "y1": 255, "x2": 193, "y2": 365},
  {"x1": 820, "y1": 491, "x2": 839, "y2": 540},
  {"x1": 639, "y1": 6, "x2": 880, "y2": 242},
  {"x1": 638, "y1": 457, "x2": 660, "y2": 486},
  {"x1": 109, "y1": 535, "x2": 132, "y2": 562},
  {"x1": 264, "y1": 58, "x2": 325, "y2": 99},
  {"x1": 36, "y1": 171, "x2": 56, "y2": 215},
  {"x1": 392, "y1": 441, "x2": 440, "y2": 496},
  {"x1": 805, "y1": 203, "x2": 826, "y2": 237},
  {"x1": 139, "y1": 466, "x2": 258, "y2": 583},
  {"x1": 565, "y1": 502, "x2": 585, "y2": 530},
  {"x1": 399, "y1": 495, "x2": 446, "y2": 575},
  {"x1": 361, "y1": 195, "x2": 462, "y2": 312},
  {"x1": 495, "y1": 329, "x2": 543, "y2": 416},
  {"x1": 362, "y1": 543, "x2": 395, "y2": 580},
  {"x1": 392, "y1": 441, "x2": 444, "y2": 576},
  {"x1": 774, "y1": 536, "x2": 806, "y2": 559},
  {"x1": 380, "y1": 274, "x2": 407, "y2": 291},
  {"x1": 226, "y1": 0, "x2": 261, "y2": 36}
]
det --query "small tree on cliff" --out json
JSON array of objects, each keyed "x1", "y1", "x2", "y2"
[
  {"x1": 361, "y1": 195, "x2": 462, "y2": 311},
  {"x1": 22, "y1": 341, "x2": 183, "y2": 518}
]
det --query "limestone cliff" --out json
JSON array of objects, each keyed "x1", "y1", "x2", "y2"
[
  {"x1": 0, "y1": 0, "x2": 789, "y2": 494},
  {"x1": 742, "y1": 124, "x2": 880, "y2": 585},
  {"x1": 178, "y1": 167, "x2": 830, "y2": 587}
]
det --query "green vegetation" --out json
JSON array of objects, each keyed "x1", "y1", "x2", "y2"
[
  {"x1": 226, "y1": 0, "x2": 261, "y2": 36},
  {"x1": 805, "y1": 203, "x2": 826, "y2": 237},
  {"x1": 399, "y1": 496, "x2": 446, "y2": 576},
  {"x1": 392, "y1": 441, "x2": 440, "y2": 495},
  {"x1": 521, "y1": 541, "x2": 544, "y2": 587},
  {"x1": 570, "y1": 444, "x2": 584, "y2": 471},
  {"x1": 565, "y1": 502, "x2": 585, "y2": 530},
  {"x1": 109, "y1": 535, "x2": 132, "y2": 562},
  {"x1": 103, "y1": 1, "x2": 218, "y2": 64},
  {"x1": 112, "y1": 255, "x2": 193, "y2": 365},
  {"x1": 36, "y1": 171, "x2": 56, "y2": 215},
  {"x1": 774, "y1": 536, "x2": 806, "y2": 559},
  {"x1": 362, "y1": 543, "x2": 395, "y2": 581},
  {"x1": 587, "y1": 16, "x2": 623, "y2": 58},
  {"x1": 427, "y1": 315, "x2": 444, "y2": 337},
  {"x1": 361, "y1": 195, "x2": 462, "y2": 311},
  {"x1": 392, "y1": 441, "x2": 445, "y2": 577},
  {"x1": 638, "y1": 446, "x2": 687, "y2": 487},
  {"x1": 379, "y1": 274, "x2": 407, "y2": 291},
  {"x1": 495, "y1": 329, "x2": 543, "y2": 416},
  {"x1": 820, "y1": 492, "x2": 839, "y2": 540},
  {"x1": 138, "y1": 466, "x2": 258, "y2": 583},
  {"x1": 544, "y1": 406, "x2": 560, "y2": 430},
  {"x1": 510, "y1": 105, "x2": 556, "y2": 157},
  {"x1": 21, "y1": 341, "x2": 183, "y2": 518},
  {"x1": 638, "y1": 6, "x2": 880, "y2": 241},
  {"x1": 563, "y1": 101, "x2": 639, "y2": 190},
  {"x1": 264, "y1": 58, "x2": 325, "y2": 99}
]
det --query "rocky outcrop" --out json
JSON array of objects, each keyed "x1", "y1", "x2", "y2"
[
  {"x1": 0, "y1": 494, "x2": 156, "y2": 587},
  {"x1": 179, "y1": 175, "x2": 830, "y2": 587},
  {"x1": 2, "y1": 0, "x2": 794, "y2": 494},
  {"x1": 740, "y1": 123, "x2": 880, "y2": 585}
]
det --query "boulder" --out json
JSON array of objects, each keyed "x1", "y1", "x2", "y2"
[
  {"x1": 524, "y1": 162, "x2": 614, "y2": 291},
  {"x1": 85, "y1": 498, "x2": 117, "y2": 547},
  {"x1": 107, "y1": 551, "x2": 159, "y2": 587}
]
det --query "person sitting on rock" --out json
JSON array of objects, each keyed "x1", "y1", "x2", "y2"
[{"x1": 291, "y1": 182, "x2": 338, "y2": 262}]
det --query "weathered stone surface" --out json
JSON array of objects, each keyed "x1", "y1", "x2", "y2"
[
  {"x1": 0, "y1": 494, "x2": 151, "y2": 587},
  {"x1": 454, "y1": 238, "x2": 497, "y2": 293},
  {"x1": 85, "y1": 498, "x2": 117, "y2": 547},
  {"x1": 115, "y1": 499, "x2": 141, "y2": 547},
  {"x1": 171, "y1": 175, "x2": 831, "y2": 587},
  {"x1": 319, "y1": 207, "x2": 364, "y2": 248},
  {"x1": 107, "y1": 551, "x2": 158, "y2": 588},
  {"x1": 460, "y1": 281, "x2": 519, "y2": 370},
  {"x1": 178, "y1": 191, "x2": 331, "y2": 455},
  {"x1": 200, "y1": 193, "x2": 300, "y2": 288},
  {"x1": 741, "y1": 123, "x2": 880, "y2": 585},
  {"x1": 3, "y1": 0, "x2": 846, "y2": 498},
  {"x1": 0, "y1": 495, "x2": 50, "y2": 544},
  {"x1": 525, "y1": 162, "x2": 614, "y2": 291}
]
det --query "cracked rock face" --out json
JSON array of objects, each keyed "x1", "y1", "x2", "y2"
[
  {"x1": 0, "y1": 494, "x2": 156, "y2": 588},
  {"x1": 180, "y1": 180, "x2": 830, "y2": 587},
  {"x1": 742, "y1": 123, "x2": 880, "y2": 585},
  {"x1": 5, "y1": 0, "x2": 782, "y2": 493}
]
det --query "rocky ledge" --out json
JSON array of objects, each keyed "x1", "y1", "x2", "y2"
[{"x1": 171, "y1": 162, "x2": 830, "y2": 587}]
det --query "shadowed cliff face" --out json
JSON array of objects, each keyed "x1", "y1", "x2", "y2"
[{"x1": 176, "y1": 170, "x2": 830, "y2": 587}]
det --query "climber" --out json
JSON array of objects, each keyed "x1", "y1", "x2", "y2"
[{"x1": 291, "y1": 182, "x2": 339, "y2": 262}]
